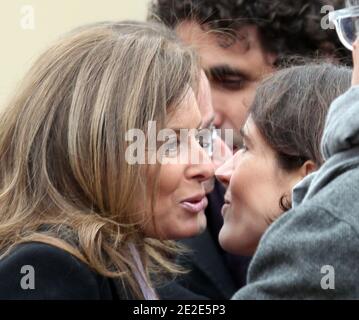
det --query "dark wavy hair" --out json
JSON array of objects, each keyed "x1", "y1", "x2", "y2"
[{"x1": 149, "y1": 0, "x2": 351, "y2": 65}]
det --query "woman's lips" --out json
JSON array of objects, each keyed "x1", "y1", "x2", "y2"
[{"x1": 180, "y1": 197, "x2": 208, "y2": 213}]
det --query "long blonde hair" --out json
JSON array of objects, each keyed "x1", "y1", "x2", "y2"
[{"x1": 0, "y1": 21, "x2": 198, "y2": 298}]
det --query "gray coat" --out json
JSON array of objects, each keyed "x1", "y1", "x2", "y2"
[{"x1": 232, "y1": 86, "x2": 359, "y2": 299}]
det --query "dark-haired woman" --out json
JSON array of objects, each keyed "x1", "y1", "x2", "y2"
[
  {"x1": 229, "y1": 41, "x2": 359, "y2": 298},
  {"x1": 215, "y1": 63, "x2": 351, "y2": 256}
]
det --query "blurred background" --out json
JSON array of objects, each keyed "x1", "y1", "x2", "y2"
[{"x1": 0, "y1": 0, "x2": 150, "y2": 108}]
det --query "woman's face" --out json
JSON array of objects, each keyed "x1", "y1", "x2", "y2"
[
  {"x1": 144, "y1": 89, "x2": 215, "y2": 240},
  {"x1": 216, "y1": 117, "x2": 302, "y2": 255}
]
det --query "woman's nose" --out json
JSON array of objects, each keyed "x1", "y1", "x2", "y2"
[
  {"x1": 213, "y1": 111, "x2": 224, "y2": 128},
  {"x1": 215, "y1": 156, "x2": 235, "y2": 188},
  {"x1": 187, "y1": 142, "x2": 215, "y2": 183}
]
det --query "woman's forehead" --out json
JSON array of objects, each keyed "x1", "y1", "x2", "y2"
[{"x1": 166, "y1": 89, "x2": 202, "y2": 129}]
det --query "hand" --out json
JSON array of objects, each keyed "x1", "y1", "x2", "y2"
[{"x1": 352, "y1": 38, "x2": 359, "y2": 86}]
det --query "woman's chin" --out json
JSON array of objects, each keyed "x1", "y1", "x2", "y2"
[
  {"x1": 177, "y1": 212, "x2": 207, "y2": 239},
  {"x1": 218, "y1": 230, "x2": 236, "y2": 254},
  {"x1": 196, "y1": 210, "x2": 207, "y2": 233},
  {"x1": 157, "y1": 212, "x2": 207, "y2": 240},
  {"x1": 218, "y1": 227, "x2": 254, "y2": 256}
]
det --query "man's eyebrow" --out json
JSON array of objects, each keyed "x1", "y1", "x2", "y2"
[
  {"x1": 206, "y1": 64, "x2": 249, "y2": 79},
  {"x1": 201, "y1": 115, "x2": 215, "y2": 129}
]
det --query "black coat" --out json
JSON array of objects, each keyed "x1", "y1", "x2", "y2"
[
  {"x1": 0, "y1": 242, "x2": 132, "y2": 299},
  {"x1": 157, "y1": 182, "x2": 252, "y2": 300},
  {"x1": 0, "y1": 183, "x2": 251, "y2": 300}
]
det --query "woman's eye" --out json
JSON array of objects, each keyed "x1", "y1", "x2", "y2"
[
  {"x1": 166, "y1": 141, "x2": 179, "y2": 153},
  {"x1": 199, "y1": 137, "x2": 210, "y2": 148},
  {"x1": 163, "y1": 139, "x2": 179, "y2": 156},
  {"x1": 196, "y1": 131, "x2": 212, "y2": 149}
]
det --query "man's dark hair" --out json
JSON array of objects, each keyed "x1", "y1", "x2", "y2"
[{"x1": 149, "y1": 0, "x2": 351, "y2": 65}]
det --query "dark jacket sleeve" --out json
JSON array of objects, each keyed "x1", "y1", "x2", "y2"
[{"x1": 0, "y1": 242, "x2": 113, "y2": 300}]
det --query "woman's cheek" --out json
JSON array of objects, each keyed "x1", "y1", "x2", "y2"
[
  {"x1": 154, "y1": 163, "x2": 186, "y2": 233},
  {"x1": 230, "y1": 157, "x2": 250, "y2": 203},
  {"x1": 157, "y1": 163, "x2": 183, "y2": 196}
]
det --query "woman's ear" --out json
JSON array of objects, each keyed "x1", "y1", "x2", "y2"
[
  {"x1": 299, "y1": 160, "x2": 317, "y2": 178},
  {"x1": 288, "y1": 160, "x2": 317, "y2": 191}
]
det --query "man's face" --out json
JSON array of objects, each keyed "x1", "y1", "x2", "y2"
[{"x1": 176, "y1": 21, "x2": 276, "y2": 150}]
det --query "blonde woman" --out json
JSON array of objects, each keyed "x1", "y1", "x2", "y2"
[{"x1": 0, "y1": 21, "x2": 214, "y2": 299}]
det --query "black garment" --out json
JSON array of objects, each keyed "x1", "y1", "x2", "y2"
[
  {"x1": 157, "y1": 181, "x2": 252, "y2": 300},
  {"x1": 0, "y1": 242, "x2": 132, "y2": 299}
]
